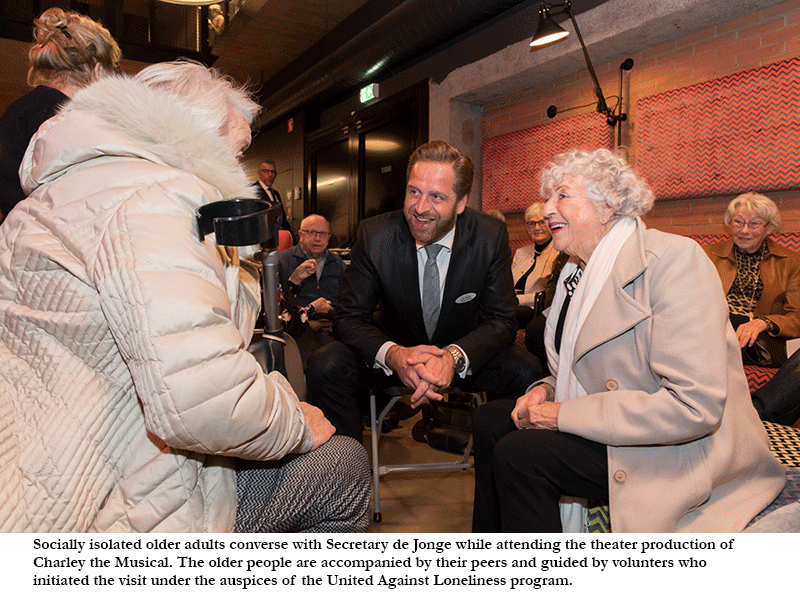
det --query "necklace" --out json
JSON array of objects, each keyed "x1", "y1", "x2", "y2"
[{"x1": 733, "y1": 242, "x2": 766, "y2": 320}]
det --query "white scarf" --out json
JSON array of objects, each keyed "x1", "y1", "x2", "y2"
[{"x1": 544, "y1": 216, "x2": 639, "y2": 532}]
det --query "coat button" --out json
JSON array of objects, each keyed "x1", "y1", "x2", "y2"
[
  {"x1": 605, "y1": 379, "x2": 619, "y2": 391},
  {"x1": 613, "y1": 470, "x2": 626, "y2": 483}
]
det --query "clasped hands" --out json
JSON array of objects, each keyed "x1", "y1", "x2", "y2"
[
  {"x1": 385, "y1": 344, "x2": 455, "y2": 407},
  {"x1": 511, "y1": 383, "x2": 560, "y2": 431}
]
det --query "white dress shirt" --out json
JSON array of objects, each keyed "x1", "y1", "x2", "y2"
[{"x1": 375, "y1": 226, "x2": 469, "y2": 377}]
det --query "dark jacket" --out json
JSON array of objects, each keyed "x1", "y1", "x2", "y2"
[
  {"x1": 333, "y1": 207, "x2": 517, "y2": 372},
  {"x1": 254, "y1": 183, "x2": 293, "y2": 241},
  {"x1": 277, "y1": 244, "x2": 345, "y2": 308},
  {"x1": 0, "y1": 86, "x2": 69, "y2": 221}
]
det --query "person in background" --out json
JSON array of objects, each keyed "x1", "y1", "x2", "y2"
[
  {"x1": 472, "y1": 148, "x2": 784, "y2": 533},
  {"x1": 485, "y1": 209, "x2": 505, "y2": 222},
  {"x1": 278, "y1": 214, "x2": 344, "y2": 366},
  {"x1": 0, "y1": 7, "x2": 120, "y2": 223},
  {"x1": 524, "y1": 250, "x2": 570, "y2": 375},
  {"x1": 705, "y1": 193, "x2": 800, "y2": 368},
  {"x1": 512, "y1": 202, "x2": 561, "y2": 329},
  {"x1": 306, "y1": 140, "x2": 544, "y2": 441},
  {"x1": 208, "y1": 3, "x2": 225, "y2": 46},
  {"x1": 255, "y1": 159, "x2": 294, "y2": 240},
  {"x1": 705, "y1": 193, "x2": 800, "y2": 426},
  {"x1": 0, "y1": 60, "x2": 369, "y2": 533}
]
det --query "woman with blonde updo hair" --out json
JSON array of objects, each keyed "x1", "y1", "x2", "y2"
[{"x1": 0, "y1": 7, "x2": 121, "y2": 222}]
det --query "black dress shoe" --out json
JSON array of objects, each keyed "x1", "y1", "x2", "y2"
[
  {"x1": 362, "y1": 411, "x2": 400, "y2": 433},
  {"x1": 392, "y1": 400, "x2": 422, "y2": 421}
]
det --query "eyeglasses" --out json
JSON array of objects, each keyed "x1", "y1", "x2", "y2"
[
  {"x1": 259, "y1": 169, "x2": 277, "y2": 175},
  {"x1": 526, "y1": 219, "x2": 548, "y2": 229},
  {"x1": 300, "y1": 230, "x2": 331, "y2": 238},
  {"x1": 730, "y1": 218, "x2": 766, "y2": 231}
]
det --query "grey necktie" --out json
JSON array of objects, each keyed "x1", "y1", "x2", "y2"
[{"x1": 422, "y1": 243, "x2": 443, "y2": 338}]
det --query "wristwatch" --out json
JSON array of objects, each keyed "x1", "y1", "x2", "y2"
[{"x1": 444, "y1": 345, "x2": 466, "y2": 374}]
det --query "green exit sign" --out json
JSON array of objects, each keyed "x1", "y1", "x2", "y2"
[{"x1": 360, "y1": 83, "x2": 379, "y2": 103}]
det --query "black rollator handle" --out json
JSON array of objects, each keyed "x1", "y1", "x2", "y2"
[{"x1": 196, "y1": 199, "x2": 285, "y2": 375}]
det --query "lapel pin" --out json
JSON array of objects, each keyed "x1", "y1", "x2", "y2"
[{"x1": 455, "y1": 293, "x2": 476, "y2": 304}]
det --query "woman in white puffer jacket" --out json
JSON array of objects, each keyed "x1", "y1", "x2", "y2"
[{"x1": 0, "y1": 61, "x2": 370, "y2": 533}]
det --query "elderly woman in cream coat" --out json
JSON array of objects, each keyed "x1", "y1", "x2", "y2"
[
  {"x1": 512, "y1": 202, "x2": 560, "y2": 328},
  {"x1": 0, "y1": 61, "x2": 369, "y2": 533},
  {"x1": 472, "y1": 148, "x2": 785, "y2": 533}
]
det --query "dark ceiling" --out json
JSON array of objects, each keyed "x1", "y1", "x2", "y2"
[{"x1": 0, "y1": 0, "x2": 607, "y2": 128}]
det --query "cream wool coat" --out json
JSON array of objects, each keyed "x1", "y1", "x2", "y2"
[
  {"x1": 0, "y1": 75, "x2": 312, "y2": 532},
  {"x1": 511, "y1": 241, "x2": 559, "y2": 307},
  {"x1": 552, "y1": 226, "x2": 785, "y2": 532}
]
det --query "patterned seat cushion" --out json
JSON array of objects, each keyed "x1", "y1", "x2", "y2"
[{"x1": 763, "y1": 420, "x2": 800, "y2": 468}]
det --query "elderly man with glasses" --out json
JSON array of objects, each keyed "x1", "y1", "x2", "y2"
[{"x1": 278, "y1": 214, "x2": 344, "y2": 365}]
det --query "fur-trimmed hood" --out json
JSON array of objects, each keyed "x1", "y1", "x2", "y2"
[
  {"x1": 20, "y1": 74, "x2": 257, "y2": 202},
  {"x1": 1, "y1": 74, "x2": 312, "y2": 533}
]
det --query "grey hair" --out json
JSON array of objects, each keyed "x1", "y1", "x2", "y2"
[
  {"x1": 540, "y1": 148, "x2": 654, "y2": 218},
  {"x1": 134, "y1": 59, "x2": 260, "y2": 138},
  {"x1": 524, "y1": 202, "x2": 545, "y2": 221},
  {"x1": 724, "y1": 192, "x2": 781, "y2": 231}
]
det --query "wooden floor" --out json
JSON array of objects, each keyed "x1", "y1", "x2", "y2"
[{"x1": 365, "y1": 413, "x2": 475, "y2": 533}]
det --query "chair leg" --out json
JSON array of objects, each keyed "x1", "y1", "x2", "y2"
[
  {"x1": 369, "y1": 389, "x2": 382, "y2": 523},
  {"x1": 369, "y1": 387, "x2": 484, "y2": 523}
]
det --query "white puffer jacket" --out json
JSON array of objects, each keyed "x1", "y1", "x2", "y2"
[{"x1": 0, "y1": 75, "x2": 312, "y2": 532}]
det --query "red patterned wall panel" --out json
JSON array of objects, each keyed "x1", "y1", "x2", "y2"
[
  {"x1": 482, "y1": 112, "x2": 614, "y2": 213},
  {"x1": 637, "y1": 57, "x2": 800, "y2": 201}
]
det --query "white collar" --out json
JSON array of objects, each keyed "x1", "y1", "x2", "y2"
[{"x1": 415, "y1": 223, "x2": 456, "y2": 252}]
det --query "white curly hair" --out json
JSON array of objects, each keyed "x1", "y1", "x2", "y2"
[{"x1": 540, "y1": 148, "x2": 654, "y2": 218}]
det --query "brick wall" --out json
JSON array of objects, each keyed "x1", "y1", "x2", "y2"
[{"x1": 484, "y1": 0, "x2": 800, "y2": 245}]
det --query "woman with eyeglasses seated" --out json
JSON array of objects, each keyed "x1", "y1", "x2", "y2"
[
  {"x1": 512, "y1": 202, "x2": 562, "y2": 329},
  {"x1": 705, "y1": 193, "x2": 800, "y2": 368}
]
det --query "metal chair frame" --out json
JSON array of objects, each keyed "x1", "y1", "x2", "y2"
[{"x1": 368, "y1": 386, "x2": 485, "y2": 523}]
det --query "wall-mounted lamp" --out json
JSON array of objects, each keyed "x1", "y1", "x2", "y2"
[
  {"x1": 529, "y1": 5, "x2": 569, "y2": 47},
  {"x1": 531, "y1": 1, "x2": 633, "y2": 143}
]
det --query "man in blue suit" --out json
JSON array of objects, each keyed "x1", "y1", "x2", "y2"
[{"x1": 306, "y1": 141, "x2": 543, "y2": 440}]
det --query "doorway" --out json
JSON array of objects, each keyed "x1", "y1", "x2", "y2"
[{"x1": 305, "y1": 82, "x2": 428, "y2": 249}]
